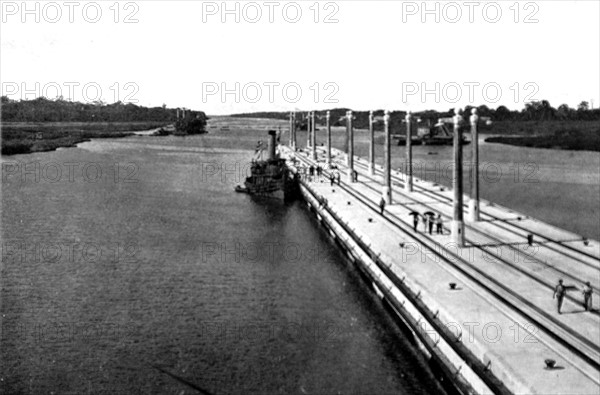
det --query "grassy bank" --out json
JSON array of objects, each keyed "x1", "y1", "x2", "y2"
[
  {"x1": 1, "y1": 122, "x2": 168, "y2": 155},
  {"x1": 485, "y1": 127, "x2": 600, "y2": 152},
  {"x1": 482, "y1": 120, "x2": 599, "y2": 135}
]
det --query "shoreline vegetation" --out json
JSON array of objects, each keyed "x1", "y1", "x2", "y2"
[
  {"x1": 484, "y1": 130, "x2": 600, "y2": 152},
  {"x1": 231, "y1": 101, "x2": 600, "y2": 152},
  {"x1": 1, "y1": 97, "x2": 207, "y2": 156},
  {"x1": 2, "y1": 97, "x2": 599, "y2": 155}
]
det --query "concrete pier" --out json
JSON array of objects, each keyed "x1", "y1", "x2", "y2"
[
  {"x1": 452, "y1": 108, "x2": 465, "y2": 247},
  {"x1": 405, "y1": 111, "x2": 413, "y2": 193},
  {"x1": 307, "y1": 111, "x2": 312, "y2": 149},
  {"x1": 346, "y1": 111, "x2": 355, "y2": 183},
  {"x1": 326, "y1": 111, "x2": 332, "y2": 165},
  {"x1": 382, "y1": 110, "x2": 392, "y2": 204},
  {"x1": 368, "y1": 111, "x2": 375, "y2": 175},
  {"x1": 281, "y1": 143, "x2": 600, "y2": 395},
  {"x1": 311, "y1": 111, "x2": 317, "y2": 160},
  {"x1": 469, "y1": 108, "x2": 480, "y2": 222}
]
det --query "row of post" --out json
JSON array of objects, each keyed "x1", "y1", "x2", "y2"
[{"x1": 288, "y1": 108, "x2": 480, "y2": 247}]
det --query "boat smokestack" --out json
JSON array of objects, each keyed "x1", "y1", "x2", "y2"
[{"x1": 268, "y1": 130, "x2": 277, "y2": 160}]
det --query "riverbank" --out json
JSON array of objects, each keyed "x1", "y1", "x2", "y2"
[
  {"x1": 482, "y1": 121, "x2": 600, "y2": 151},
  {"x1": 1, "y1": 122, "x2": 169, "y2": 155},
  {"x1": 484, "y1": 130, "x2": 600, "y2": 152}
]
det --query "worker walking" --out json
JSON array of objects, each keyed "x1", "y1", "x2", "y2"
[
  {"x1": 428, "y1": 216, "x2": 434, "y2": 235},
  {"x1": 582, "y1": 282, "x2": 593, "y2": 311},
  {"x1": 329, "y1": 173, "x2": 335, "y2": 186},
  {"x1": 553, "y1": 279, "x2": 566, "y2": 314},
  {"x1": 379, "y1": 197, "x2": 386, "y2": 215},
  {"x1": 413, "y1": 215, "x2": 419, "y2": 232},
  {"x1": 435, "y1": 214, "x2": 443, "y2": 234}
]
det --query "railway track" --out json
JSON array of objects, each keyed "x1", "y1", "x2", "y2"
[
  {"x1": 349, "y1": 151, "x2": 600, "y2": 265},
  {"x1": 288, "y1": 148, "x2": 600, "y2": 375},
  {"x1": 342, "y1": 155, "x2": 600, "y2": 298}
]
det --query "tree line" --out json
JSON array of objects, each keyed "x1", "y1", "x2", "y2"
[
  {"x1": 1, "y1": 96, "x2": 207, "y2": 126},
  {"x1": 231, "y1": 101, "x2": 600, "y2": 131}
]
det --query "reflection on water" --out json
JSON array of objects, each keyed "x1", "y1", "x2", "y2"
[{"x1": 1, "y1": 120, "x2": 444, "y2": 394}]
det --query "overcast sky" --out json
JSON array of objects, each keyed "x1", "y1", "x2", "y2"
[{"x1": 1, "y1": 0, "x2": 599, "y2": 114}]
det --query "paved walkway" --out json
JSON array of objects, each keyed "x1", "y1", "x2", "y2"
[{"x1": 283, "y1": 145, "x2": 600, "y2": 395}]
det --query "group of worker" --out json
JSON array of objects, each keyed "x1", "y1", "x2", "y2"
[
  {"x1": 553, "y1": 279, "x2": 594, "y2": 314},
  {"x1": 296, "y1": 164, "x2": 325, "y2": 182},
  {"x1": 412, "y1": 213, "x2": 444, "y2": 235}
]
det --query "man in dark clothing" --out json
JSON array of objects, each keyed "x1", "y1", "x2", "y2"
[
  {"x1": 527, "y1": 234, "x2": 534, "y2": 246},
  {"x1": 582, "y1": 281, "x2": 593, "y2": 311},
  {"x1": 428, "y1": 215, "x2": 434, "y2": 235},
  {"x1": 435, "y1": 214, "x2": 443, "y2": 234},
  {"x1": 553, "y1": 279, "x2": 566, "y2": 314},
  {"x1": 379, "y1": 197, "x2": 386, "y2": 215},
  {"x1": 329, "y1": 173, "x2": 335, "y2": 186},
  {"x1": 413, "y1": 215, "x2": 419, "y2": 232}
]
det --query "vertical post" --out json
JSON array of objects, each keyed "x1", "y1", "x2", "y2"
[
  {"x1": 311, "y1": 111, "x2": 317, "y2": 160},
  {"x1": 346, "y1": 110, "x2": 354, "y2": 182},
  {"x1": 405, "y1": 111, "x2": 413, "y2": 192},
  {"x1": 268, "y1": 130, "x2": 277, "y2": 160},
  {"x1": 182, "y1": 108, "x2": 186, "y2": 118},
  {"x1": 289, "y1": 112, "x2": 293, "y2": 147},
  {"x1": 326, "y1": 111, "x2": 331, "y2": 164},
  {"x1": 451, "y1": 107, "x2": 465, "y2": 246},
  {"x1": 306, "y1": 112, "x2": 311, "y2": 149},
  {"x1": 368, "y1": 111, "x2": 375, "y2": 175},
  {"x1": 291, "y1": 112, "x2": 297, "y2": 149},
  {"x1": 468, "y1": 108, "x2": 480, "y2": 222},
  {"x1": 383, "y1": 110, "x2": 392, "y2": 204},
  {"x1": 176, "y1": 108, "x2": 180, "y2": 120}
]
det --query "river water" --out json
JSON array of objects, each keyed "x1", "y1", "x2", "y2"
[{"x1": 1, "y1": 118, "x2": 445, "y2": 394}]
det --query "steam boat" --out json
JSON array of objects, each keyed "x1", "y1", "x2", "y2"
[{"x1": 235, "y1": 130, "x2": 295, "y2": 200}]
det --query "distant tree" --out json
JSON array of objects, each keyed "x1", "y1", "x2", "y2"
[
  {"x1": 523, "y1": 100, "x2": 555, "y2": 121},
  {"x1": 578, "y1": 101, "x2": 589, "y2": 111},
  {"x1": 494, "y1": 105, "x2": 511, "y2": 121},
  {"x1": 476, "y1": 104, "x2": 491, "y2": 117},
  {"x1": 175, "y1": 113, "x2": 207, "y2": 135},
  {"x1": 463, "y1": 105, "x2": 475, "y2": 117},
  {"x1": 556, "y1": 104, "x2": 572, "y2": 120}
]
